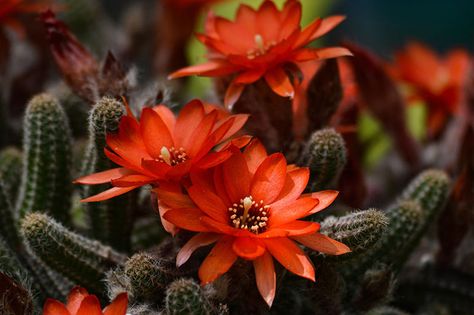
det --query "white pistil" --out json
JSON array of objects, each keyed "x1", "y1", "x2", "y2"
[{"x1": 160, "y1": 146, "x2": 172, "y2": 165}]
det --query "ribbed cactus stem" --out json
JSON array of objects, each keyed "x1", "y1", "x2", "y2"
[
  {"x1": 125, "y1": 253, "x2": 173, "y2": 302},
  {"x1": 0, "y1": 179, "x2": 20, "y2": 249},
  {"x1": 20, "y1": 212, "x2": 126, "y2": 295},
  {"x1": 16, "y1": 93, "x2": 73, "y2": 224},
  {"x1": 131, "y1": 217, "x2": 167, "y2": 251},
  {"x1": 0, "y1": 146, "x2": 23, "y2": 202},
  {"x1": 165, "y1": 278, "x2": 212, "y2": 315},
  {"x1": 352, "y1": 264, "x2": 395, "y2": 312},
  {"x1": 81, "y1": 96, "x2": 133, "y2": 252},
  {"x1": 321, "y1": 209, "x2": 388, "y2": 260},
  {"x1": 298, "y1": 128, "x2": 347, "y2": 191}
]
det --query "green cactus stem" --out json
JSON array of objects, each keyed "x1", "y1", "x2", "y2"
[
  {"x1": 298, "y1": 128, "x2": 347, "y2": 191},
  {"x1": 16, "y1": 93, "x2": 73, "y2": 224},
  {"x1": 125, "y1": 252, "x2": 173, "y2": 303},
  {"x1": 165, "y1": 278, "x2": 212, "y2": 315},
  {"x1": 0, "y1": 147, "x2": 23, "y2": 202},
  {"x1": 0, "y1": 179, "x2": 20, "y2": 249},
  {"x1": 80, "y1": 96, "x2": 133, "y2": 252},
  {"x1": 21, "y1": 212, "x2": 126, "y2": 295}
]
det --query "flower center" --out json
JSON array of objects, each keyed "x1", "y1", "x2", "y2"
[
  {"x1": 158, "y1": 146, "x2": 188, "y2": 166},
  {"x1": 247, "y1": 34, "x2": 277, "y2": 60},
  {"x1": 228, "y1": 196, "x2": 270, "y2": 234}
]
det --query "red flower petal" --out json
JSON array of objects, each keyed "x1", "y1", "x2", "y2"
[
  {"x1": 43, "y1": 299, "x2": 69, "y2": 315},
  {"x1": 309, "y1": 15, "x2": 346, "y2": 41},
  {"x1": 140, "y1": 108, "x2": 174, "y2": 158},
  {"x1": 223, "y1": 152, "x2": 251, "y2": 202},
  {"x1": 188, "y1": 185, "x2": 228, "y2": 223},
  {"x1": 74, "y1": 168, "x2": 134, "y2": 185},
  {"x1": 294, "y1": 18, "x2": 322, "y2": 47},
  {"x1": 232, "y1": 237, "x2": 265, "y2": 260},
  {"x1": 199, "y1": 236, "x2": 237, "y2": 285},
  {"x1": 103, "y1": 293, "x2": 128, "y2": 315},
  {"x1": 155, "y1": 187, "x2": 194, "y2": 209},
  {"x1": 195, "y1": 150, "x2": 234, "y2": 169},
  {"x1": 187, "y1": 110, "x2": 218, "y2": 158},
  {"x1": 177, "y1": 233, "x2": 220, "y2": 267},
  {"x1": 235, "y1": 69, "x2": 266, "y2": 84},
  {"x1": 250, "y1": 153, "x2": 287, "y2": 204},
  {"x1": 111, "y1": 174, "x2": 154, "y2": 187},
  {"x1": 314, "y1": 47, "x2": 353, "y2": 60},
  {"x1": 76, "y1": 295, "x2": 102, "y2": 315},
  {"x1": 271, "y1": 168, "x2": 309, "y2": 208},
  {"x1": 264, "y1": 67, "x2": 295, "y2": 98},
  {"x1": 279, "y1": 0, "x2": 302, "y2": 40},
  {"x1": 66, "y1": 287, "x2": 89, "y2": 314},
  {"x1": 224, "y1": 80, "x2": 245, "y2": 110},
  {"x1": 307, "y1": 190, "x2": 339, "y2": 215},
  {"x1": 292, "y1": 233, "x2": 351, "y2": 255},
  {"x1": 163, "y1": 208, "x2": 210, "y2": 232},
  {"x1": 168, "y1": 60, "x2": 238, "y2": 79},
  {"x1": 243, "y1": 139, "x2": 268, "y2": 175},
  {"x1": 81, "y1": 186, "x2": 139, "y2": 202},
  {"x1": 269, "y1": 197, "x2": 319, "y2": 227},
  {"x1": 153, "y1": 105, "x2": 176, "y2": 131},
  {"x1": 256, "y1": 0, "x2": 280, "y2": 43},
  {"x1": 253, "y1": 251, "x2": 276, "y2": 307},
  {"x1": 174, "y1": 100, "x2": 205, "y2": 148},
  {"x1": 264, "y1": 238, "x2": 315, "y2": 281},
  {"x1": 273, "y1": 220, "x2": 320, "y2": 236}
]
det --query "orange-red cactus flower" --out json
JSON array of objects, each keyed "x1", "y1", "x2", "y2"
[
  {"x1": 389, "y1": 42, "x2": 470, "y2": 137},
  {"x1": 161, "y1": 139, "x2": 350, "y2": 307},
  {"x1": 43, "y1": 287, "x2": 128, "y2": 315},
  {"x1": 75, "y1": 99, "x2": 249, "y2": 204},
  {"x1": 169, "y1": 0, "x2": 352, "y2": 108}
]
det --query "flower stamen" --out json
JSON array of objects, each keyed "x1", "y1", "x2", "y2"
[
  {"x1": 158, "y1": 146, "x2": 188, "y2": 166},
  {"x1": 228, "y1": 196, "x2": 270, "y2": 234}
]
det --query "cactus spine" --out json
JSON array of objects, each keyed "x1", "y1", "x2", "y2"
[
  {"x1": 0, "y1": 147, "x2": 23, "y2": 202},
  {"x1": 0, "y1": 179, "x2": 20, "y2": 249},
  {"x1": 80, "y1": 96, "x2": 133, "y2": 252},
  {"x1": 20, "y1": 212, "x2": 126, "y2": 295},
  {"x1": 16, "y1": 94, "x2": 73, "y2": 224},
  {"x1": 298, "y1": 128, "x2": 347, "y2": 191}
]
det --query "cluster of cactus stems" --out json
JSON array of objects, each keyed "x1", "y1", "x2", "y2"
[{"x1": 0, "y1": 1, "x2": 473, "y2": 315}]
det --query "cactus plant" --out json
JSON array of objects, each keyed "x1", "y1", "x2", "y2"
[
  {"x1": 80, "y1": 96, "x2": 133, "y2": 252},
  {"x1": 16, "y1": 94, "x2": 73, "y2": 224},
  {"x1": 0, "y1": 147, "x2": 23, "y2": 202},
  {"x1": 164, "y1": 278, "x2": 212, "y2": 315},
  {"x1": 298, "y1": 128, "x2": 347, "y2": 191}
]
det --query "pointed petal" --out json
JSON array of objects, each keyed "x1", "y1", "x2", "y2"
[
  {"x1": 294, "y1": 18, "x2": 322, "y2": 47},
  {"x1": 188, "y1": 110, "x2": 218, "y2": 157},
  {"x1": 264, "y1": 238, "x2": 315, "y2": 281},
  {"x1": 200, "y1": 216, "x2": 245, "y2": 236},
  {"x1": 243, "y1": 139, "x2": 268, "y2": 175},
  {"x1": 111, "y1": 174, "x2": 154, "y2": 187},
  {"x1": 81, "y1": 186, "x2": 139, "y2": 202},
  {"x1": 223, "y1": 152, "x2": 251, "y2": 202},
  {"x1": 269, "y1": 197, "x2": 319, "y2": 227},
  {"x1": 195, "y1": 150, "x2": 233, "y2": 169},
  {"x1": 271, "y1": 168, "x2": 309, "y2": 208},
  {"x1": 74, "y1": 168, "x2": 134, "y2": 185},
  {"x1": 264, "y1": 68, "x2": 295, "y2": 98},
  {"x1": 224, "y1": 80, "x2": 245, "y2": 110},
  {"x1": 250, "y1": 153, "x2": 287, "y2": 204},
  {"x1": 235, "y1": 69, "x2": 266, "y2": 84},
  {"x1": 188, "y1": 185, "x2": 228, "y2": 223},
  {"x1": 307, "y1": 190, "x2": 339, "y2": 214},
  {"x1": 292, "y1": 233, "x2": 350, "y2": 255},
  {"x1": 43, "y1": 299, "x2": 70, "y2": 315},
  {"x1": 155, "y1": 186, "x2": 195, "y2": 209},
  {"x1": 232, "y1": 237, "x2": 265, "y2": 260},
  {"x1": 140, "y1": 107, "x2": 174, "y2": 158},
  {"x1": 66, "y1": 287, "x2": 88, "y2": 314},
  {"x1": 274, "y1": 221, "x2": 320, "y2": 236},
  {"x1": 103, "y1": 293, "x2": 128, "y2": 315},
  {"x1": 163, "y1": 208, "x2": 211, "y2": 232},
  {"x1": 168, "y1": 60, "x2": 238, "y2": 79},
  {"x1": 155, "y1": 196, "x2": 178, "y2": 235},
  {"x1": 279, "y1": 0, "x2": 302, "y2": 40},
  {"x1": 310, "y1": 15, "x2": 346, "y2": 41},
  {"x1": 177, "y1": 233, "x2": 220, "y2": 267},
  {"x1": 174, "y1": 99, "x2": 205, "y2": 147},
  {"x1": 76, "y1": 295, "x2": 102, "y2": 315},
  {"x1": 314, "y1": 47, "x2": 353, "y2": 60},
  {"x1": 199, "y1": 236, "x2": 237, "y2": 285},
  {"x1": 253, "y1": 251, "x2": 276, "y2": 307}
]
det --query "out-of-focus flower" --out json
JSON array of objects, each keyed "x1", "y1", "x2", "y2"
[
  {"x1": 169, "y1": 0, "x2": 351, "y2": 108},
  {"x1": 0, "y1": 0, "x2": 52, "y2": 36},
  {"x1": 76, "y1": 99, "x2": 248, "y2": 204},
  {"x1": 43, "y1": 287, "x2": 128, "y2": 315},
  {"x1": 389, "y1": 42, "x2": 470, "y2": 137},
  {"x1": 162, "y1": 139, "x2": 350, "y2": 307}
]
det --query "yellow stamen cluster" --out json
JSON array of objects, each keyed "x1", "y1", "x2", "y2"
[
  {"x1": 228, "y1": 196, "x2": 270, "y2": 234},
  {"x1": 247, "y1": 34, "x2": 277, "y2": 59},
  {"x1": 158, "y1": 146, "x2": 188, "y2": 166}
]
